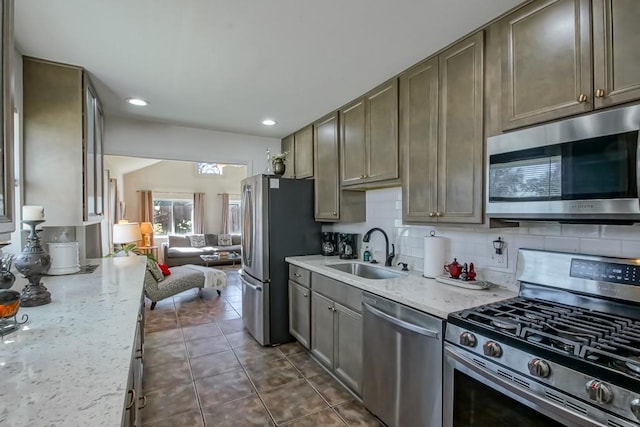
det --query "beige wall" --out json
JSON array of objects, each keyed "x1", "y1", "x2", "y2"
[{"x1": 122, "y1": 160, "x2": 247, "y2": 234}]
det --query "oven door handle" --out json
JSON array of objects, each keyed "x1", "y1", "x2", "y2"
[{"x1": 445, "y1": 346, "x2": 601, "y2": 427}]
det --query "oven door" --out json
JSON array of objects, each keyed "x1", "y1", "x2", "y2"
[{"x1": 443, "y1": 344, "x2": 604, "y2": 427}]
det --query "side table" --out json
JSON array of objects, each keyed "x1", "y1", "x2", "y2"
[{"x1": 137, "y1": 246, "x2": 159, "y2": 260}]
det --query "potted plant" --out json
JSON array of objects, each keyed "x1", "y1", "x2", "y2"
[{"x1": 272, "y1": 152, "x2": 288, "y2": 176}]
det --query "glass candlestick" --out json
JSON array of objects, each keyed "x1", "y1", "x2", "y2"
[{"x1": 15, "y1": 220, "x2": 52, "y2": 307}]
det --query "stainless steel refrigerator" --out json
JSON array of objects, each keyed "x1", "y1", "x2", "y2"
[{"x1": 240, "y1": 174, "x2": 320, "y2": 346}]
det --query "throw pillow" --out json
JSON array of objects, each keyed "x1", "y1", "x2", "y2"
[
  {"x1": 146, "y1": 258, "x2": 164, "y2": 282},
  {"x1": 218, "y1": 234, "x2": 233, "y2": 246},
  {"x1": 158, "y1": 263, "x2": 171, "y2": 276},
  {"x1": 188, "y1": 234, "x2": 206, "y2": 248}
]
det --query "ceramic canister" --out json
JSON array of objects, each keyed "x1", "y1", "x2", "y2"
[{"x1": 47, "y1": 242, "x2": 80, "y2": 275}]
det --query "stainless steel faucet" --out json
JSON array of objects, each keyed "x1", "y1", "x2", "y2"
[{"x1": 362, "y1": 227, "x2": 395, "y2": 266}]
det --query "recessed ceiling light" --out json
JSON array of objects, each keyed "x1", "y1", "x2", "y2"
[
  {"x1": 262, "y1": 119, "x2": 277, "y2": 126},
  {"x1": 126, "y1": 98, "x2": 149, "y2": 106}
]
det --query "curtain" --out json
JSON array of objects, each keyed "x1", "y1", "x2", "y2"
[
  {"x1": 194, "y1": 192, "x2": 206, "y2": 234},
  {"x1": 139, "y1": 190, "x2": 153, "y2": 222},
  {"x1": 221, "y1": 193, "x2": 230, "y2": 234}
]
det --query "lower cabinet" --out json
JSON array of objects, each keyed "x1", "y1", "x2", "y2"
[
  {"x1": 288, "y1": 280, "x2": 311, "y2": 349},
  {"x1": 123, "y1": 301, "x2": 145, "y2": 426},
  {"x1": 310, "y1": 280, "x2": 363, "y2": 396}
]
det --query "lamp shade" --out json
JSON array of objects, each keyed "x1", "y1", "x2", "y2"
[
  {"x1": 140, "y1": 222, "x2": 153, "y2": 235},
  {"x1": 113, "y1": 222, "x2": 142, "y2": 244}
]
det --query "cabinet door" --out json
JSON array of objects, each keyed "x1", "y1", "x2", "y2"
[
  {"x1": 400, "y1": 58, "x2": 439, "y2": 223},
  {"x1": 502, "y1": 0, "x2": 592, "y2": 130},
  {"x1": 311, "y1": 292, "x2": 334, "y2": 368},
  {"x1": 334, "y1": 302, "x2": 363, "y2": 395},
  {"x1": 281, "y1": 134, "x2": 295, "y2": 179},
  {"x1": 437, "y1": 32, "x2": 484, "y2": 224},
  {"x1": 593, "y1": 0, "x2": 640, "y2": 109},
  {"x1": 95, "y1": 102, "x2": 104, "y2": 216},
  {"x1": 314, "y1": 112, "x2": 340, "y2": 221},
  {"x1": 340, "y1": 99, "x2": 366, "y2": 185},
  {"x1": 288, "y1": 280, "x2": 311, "y2": 349},
  {"x1": 294, "y1": 125, "x2": 314, "y2": 179},
  {"x1": 84, "y1": 80, "x2": 97, "y2": 220},
  {"x1": 366, "y1": 79, "x2": 399, "y2": 183}
]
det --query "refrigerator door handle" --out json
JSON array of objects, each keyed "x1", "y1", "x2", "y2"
[
  {"x1": 241, "y1": 184, "x2": 253, "y2": 267},
  {"x1": 243, "y1": 280, "x2": 262, "y2": 292}
]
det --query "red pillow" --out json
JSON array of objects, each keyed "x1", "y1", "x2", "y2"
[{"x1": 158, "y1": 263, "x2": 171, "y2": 276}]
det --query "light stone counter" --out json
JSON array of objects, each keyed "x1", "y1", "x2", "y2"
[
  {"x1": 0, "y1": 256, "x2": 146, "y2": 427},
  {"x1": 285, "y1": 255, "x2": 518, "y2": 318}
]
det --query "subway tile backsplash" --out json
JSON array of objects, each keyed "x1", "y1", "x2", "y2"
[{"x1": 324, "y1": 187, "x2": 640, "y2": 290}]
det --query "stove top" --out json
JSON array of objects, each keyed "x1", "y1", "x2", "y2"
[
  {"x1": 449, "y1": 296, "x2": 640, "y2": 381},
  {"x1": 445, "y1": 249, "x2": 640, "y2": 426}
]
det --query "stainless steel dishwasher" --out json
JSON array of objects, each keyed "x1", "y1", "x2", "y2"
[{"x1": 362, "y1": 292, "x2": 444, "y2": 427}]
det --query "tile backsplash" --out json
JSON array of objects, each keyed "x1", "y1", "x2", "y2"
[{"x1": 324, "y1": 187, "x2": 640, "y2": 290}]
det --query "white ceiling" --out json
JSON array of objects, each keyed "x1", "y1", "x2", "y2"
[{"x1": 15, "y1": 0, "x2": 523, "y2": 138}]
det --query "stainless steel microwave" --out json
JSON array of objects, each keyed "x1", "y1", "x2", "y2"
[{"x1": 486, "y1": 104, "x2": 640, "y2": 223}]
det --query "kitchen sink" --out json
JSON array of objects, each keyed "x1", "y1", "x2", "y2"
[{"x1": 327, "y1": 263, "x2": 404, "y2": 280}]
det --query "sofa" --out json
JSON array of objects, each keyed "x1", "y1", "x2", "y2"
[{"x1": 162, "y1": 234, "x2": 241, "y2": 267}]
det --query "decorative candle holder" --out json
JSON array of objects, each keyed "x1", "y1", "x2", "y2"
[{"x1": 15, "y1": 220, "x2": 52, "y2": 307}]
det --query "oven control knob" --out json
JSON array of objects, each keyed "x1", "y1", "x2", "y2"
[
  {"x1": 483, "y1": 341, "x2": 502, "y2": 358},
  {"x1": 585, "y1": 380, "x2": 613, "y2": 404},
  {"x1": 459, "y1": 332, "x2": 477, "y2": 347},
  {"x1": 630, "y1": 398, "x2": 640, "y2": 419},
  {"x1": 528, "y1": 359, "x2": 551, "y2": 378}
]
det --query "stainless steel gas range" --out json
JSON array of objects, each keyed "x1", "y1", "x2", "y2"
[{"x1": 444, "y1": 249, "x2": 640, "y2": 427}]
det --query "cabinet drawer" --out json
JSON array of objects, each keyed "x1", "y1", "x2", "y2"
[
  {"x1": 289, "y1": 264, "x2": 311, "y2": 287},
  {"x1": 311, "y1": 272, "x2": 363, "y2": 313}
]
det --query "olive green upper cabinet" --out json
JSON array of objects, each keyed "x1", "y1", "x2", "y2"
[
  {"x1": 340, "y1": 79, "x2": 399, "y2": 188},
  {"x1": 502, "y1": 0, "x2": 592, "y2": 130},
  {"x1": 314, "y1": 112, "x2": 366, "y2": 223},
  {"x1": 401, "y1": 33, "x2": 484, "y2": 224},
  {"x1": 23, "y1": 58, "x2": 104, "y2": 226},
  {"x1": 592, "y1": 0, "x2": 640, "y2": 108},
  {"x1": 281, "y1": 134, "x2": 295, "y2": 178},
  {"x1": 314, "y1": 113, "x2": 341, "y2": 221},
  {"x1": 294, "y1": 125, "x2": 314, "y2": 179},
  {"x1": 401, "y1": 57, "x2": 439, "y2": 223}
]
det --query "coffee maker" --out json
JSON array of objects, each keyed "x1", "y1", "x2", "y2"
[
  {"x1": 337, "y1": 233, "x2": 358, "y2": 259},
  {"x1": 321, "y1": 232, "x2": 337, "y2": 256}
]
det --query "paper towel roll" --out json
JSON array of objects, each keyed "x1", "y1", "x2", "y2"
[{"x1": 423, "y1": 236, "x2": 446, "y2": 278}]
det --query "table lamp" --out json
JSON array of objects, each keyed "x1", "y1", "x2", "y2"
[
  {"x1": 140, "y1": 222, "x2": 153, "y2": 247},
  {"x1": 112, "y1": 222, "x2": 142, "y2": 254}
]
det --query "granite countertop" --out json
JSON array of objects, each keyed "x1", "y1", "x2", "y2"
[
  {"x1": 285, "y1": 255, "x2": 518, "y2": 318},
  {"x1": 0, "y1": 256, "x2": 146, "y2": 427}
]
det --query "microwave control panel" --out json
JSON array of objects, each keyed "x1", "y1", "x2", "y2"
[{"x1": 570, "y1": 259, "x2": 640, "y2": 285}]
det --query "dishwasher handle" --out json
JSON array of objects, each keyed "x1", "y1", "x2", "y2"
[{"x1": 363, "y1": 303, "x2": 439, "y2": 339}]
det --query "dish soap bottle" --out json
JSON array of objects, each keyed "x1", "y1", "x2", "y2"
[{"x1": 363, "y1": 245, "x2": 372, "y2": 262}]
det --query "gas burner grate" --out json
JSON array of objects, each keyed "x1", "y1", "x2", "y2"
[{"x1": 454, "y1": 296, "x2": 640, "y2": 376}]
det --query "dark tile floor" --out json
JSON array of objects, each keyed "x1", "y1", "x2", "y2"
[{"x1": 142, "y1": 268, "x2": 383, "y2": 427}]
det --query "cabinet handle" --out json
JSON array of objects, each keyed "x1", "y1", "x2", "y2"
[
  {"x1": 429, "y1": 212, "x2": 435, "y2": 217},
  {"x1": 435, "y1": 212, "x2": 443, "y2": 217},
  {"x1": 294, "y1": 273, "x2": 302, "y2": 277},
  {"x1": 595, "y1": 89, "x2": 605, "y2": 98},
  {"x1": 359, "y1": 175, "x2": 365, "y2": 179},
  {"x1": 126, "y1": 389, "x2": 136, "y2": 410},
  {"x1": 332, "y1": 212, "x2": 337, "y2": 216},
  {"x1": 138, "y1": 395, "x2": 147, "y2": 410},
  {"x1": 578, "y1": 94, "x2": 588, "y2": 103},
  {"x1": 136, "y1": 346, "x2": 144, "y2": 360},
  {"x1": 328, "y1": 305, "x2": 333, "y2": 310},
  {"x1": 303, "y1": 293, "x2": 308, "y2": 297}
]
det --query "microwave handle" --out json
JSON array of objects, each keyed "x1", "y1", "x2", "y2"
[{"x1": 636, "y1": 131, "x2": 640, "y2": 206}]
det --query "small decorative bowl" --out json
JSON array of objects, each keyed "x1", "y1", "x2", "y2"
[{"x1": 0, "y1": 289, "x2": 21, "y2": 318}]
